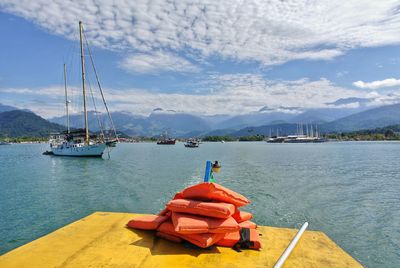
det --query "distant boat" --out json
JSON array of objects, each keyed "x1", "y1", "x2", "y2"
[
  {"x1": 184, "y1": 139, "x2": 199, "y2": 148},
  {"x1": 285, "y1": 135, "x2": 315, "y2": 143},
  {"x1": 157, "y1": 132, "x2": 176, "y2": 145},
  {"x1": 157, "y1": 139, "x2": 176, "y2": 145},
  {"x1": 267, "y1": 123, "x2": 327, "y2": 143},
  {"x1": 49, "y1": 22, "x2": 117, "y2": 157},
  {"x1": 266, "y1": 136, "x2": 285, "y2": 143},
  {"x1": 266, "y1": 128, "x2": 285, "y2": 143},
  {"x1": 285, "y1": 123, "x2": 327, "y2": 143}
]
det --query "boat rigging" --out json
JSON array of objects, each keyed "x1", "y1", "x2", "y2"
[{"x1": 47, "y1": 21, "x2": 118, "y2": 157}]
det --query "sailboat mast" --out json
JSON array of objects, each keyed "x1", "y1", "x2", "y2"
[
  {"x1": 63, "y1": 64, "x2": 70, "y2": 134},
  {"x1": 79, "y1": 21, "x2": 89, "y2": 145}
]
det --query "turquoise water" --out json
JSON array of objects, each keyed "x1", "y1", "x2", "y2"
[{"x1": 0, "y1": 142, "x2": 399, "y2": 266}]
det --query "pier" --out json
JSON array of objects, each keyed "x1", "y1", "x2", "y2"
[{"x1": 0, "y1": 212, "x2": 362, "y2": 267}]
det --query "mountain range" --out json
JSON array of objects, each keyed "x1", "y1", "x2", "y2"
[
  {"x1": 225, "y1": 103, "x2": 400, "y2": 137},
  {"x1": 2, "y1": 102, "x2": 400, "y2": 138},
  {"x1": 48, "y1": 104, "x2": 400, "y2": 137}
]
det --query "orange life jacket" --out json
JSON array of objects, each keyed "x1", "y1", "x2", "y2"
[
  {"x1": 232, "y1": 210, "x2": 253, "y2": 223},
  {"x1": 179, "y1": 182, "x2": 250, "y2": 207},
  {"x1": 239, "y1": 220, "x2": 257, "y2": 229},
  {"x1": 215, "y1": 231, "x2": 241, "y2": 247},
  {"x1": 126, "y1": 214, "x2": 169, "y2": 230},
  {"x1": 167, "y1": 199, "x2": 235, "y2": 219},
  {"x1": 157, "y1": 221, "x2": 224, "y2": 248},
  {"x1": 156, "y1": 231, "x2": 183, "y2": 243},
  {"x1": 233, "y1": 228, "x2": 262, "y2": 250},
  {"x1": 171, "y1": 212, "x2": 239, "y2": 234}
]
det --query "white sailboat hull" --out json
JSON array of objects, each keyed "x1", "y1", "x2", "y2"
[{"x1": 51, "y1": 143, "x2": 107, "y2": 157}]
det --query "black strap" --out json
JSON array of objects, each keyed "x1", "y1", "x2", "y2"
[
  {"x1": 233, "y1": 228, "x2": 254, "y2": 251},
  {"x1": 232, "y1": 243, "x2": 242, "y2": 252}
]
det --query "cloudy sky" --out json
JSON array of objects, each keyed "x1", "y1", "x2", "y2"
[{"x1": 1, "y1": 0, "x2": 400, "y2": 118}]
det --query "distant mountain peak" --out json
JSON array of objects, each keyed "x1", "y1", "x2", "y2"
[
  {"x1": 151, "y1": 108, "x2": 177, "y2": 114},
  {"x1": 258, "y1": 106, "x2": 275, "y2": 112},
  {"x1": 326, "y1": 97, "x2": 372, "y2": 107},
  {"x1": 258, "y1": 105, "x2": 302, "y2": 113}
]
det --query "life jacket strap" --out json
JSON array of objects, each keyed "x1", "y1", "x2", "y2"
[{"x1": 233, "y1": 228, "x2": 255, "y2": 251}]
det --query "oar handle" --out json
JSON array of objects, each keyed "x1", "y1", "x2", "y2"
[{"x1": 274, "y1": 222, "x2": 309, "y2": 268}]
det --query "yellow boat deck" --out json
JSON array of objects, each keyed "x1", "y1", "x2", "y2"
[{"x1": 0, "y1": 212, "x2": 362, "y2": 267}]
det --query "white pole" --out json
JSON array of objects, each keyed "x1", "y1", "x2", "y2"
[
  {"x1": 79, "y1": 21, "x2": 89, "y2": 145},
  {"x1": 63, "y1": 64, "x2": 70, "y2": 134},
  {"x1": 274, "y1": 222, "x2": 309, "y2": 268}
]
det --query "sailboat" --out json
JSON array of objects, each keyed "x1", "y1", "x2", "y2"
[
  {"x1": 156, "y1": 131, "x2": 176, "y2": 145},
  {"x1": 49, "y1": 21, "x2": 117, "y2": 157}
]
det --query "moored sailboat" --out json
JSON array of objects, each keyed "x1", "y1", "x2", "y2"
[{"x1": 49, "y1": 21, "x2": 117, "y2": 157}]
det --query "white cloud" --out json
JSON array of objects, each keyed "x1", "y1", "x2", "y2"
[
  {"x1": 3, "y1": 75, "x2": 398, "y2": 118},
  {"x1": 353, "y1": 78, "x2": 400, "y2": 89},
  {"x1": 0, "y1": 87, "x2": 63, "y2": 96},
  {"x1": 0, "y1": 86, "x2": 89, "y2": 117},
  {"x1": 119, "y1": 52, "x2": 200, "y2": 74},
  {"x1": 2, "y1": 1, "x2": 400, "y2": 67}
]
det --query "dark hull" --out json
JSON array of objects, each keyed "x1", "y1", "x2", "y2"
[
  {"x1": 267, "y1": 138, "x2": 285, "y2": 143},
  {"x1": 285, "y1": 140, "x2": 315, "y2": 143},
  {"x1": 312, "y1": 138, "x2": 328, "y2": 143},
  {"x1": 157, "y1": 140, "x2": 176, "y2": 145},
  {"x1": 285, "y1": 138, "x2": 328, "y2": 143}
]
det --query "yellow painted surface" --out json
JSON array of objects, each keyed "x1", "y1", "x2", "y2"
[{"x1": 0, "y1": 212, "x2": 362, "y2": 268}]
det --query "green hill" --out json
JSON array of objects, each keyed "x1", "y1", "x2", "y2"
[
  {"x1": 325, "y1": 124, "x2": 400, "y2": 141},
  {"x1": 321, "y1": 103, "x2": 400, "y2": 132},
  {"x1": 0, "y1": 110, "x2": 65, "y2": 137}
]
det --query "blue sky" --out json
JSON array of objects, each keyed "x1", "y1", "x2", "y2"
[{"x1": 1, "y1": 1, "x2": 400, "y2": 118}]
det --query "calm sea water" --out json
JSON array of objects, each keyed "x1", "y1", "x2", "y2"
[{"x1": 0, "y1": 142, "x2": 399, "y2": 266}]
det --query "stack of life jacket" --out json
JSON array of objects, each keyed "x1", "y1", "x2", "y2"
[{"x1": 127, "y1": 182, "x2": 262, "y2": 250}]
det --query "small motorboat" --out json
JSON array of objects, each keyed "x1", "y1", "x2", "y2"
[{"x1": 184, "y1": 139, "x2": 199, "y2": 148}]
